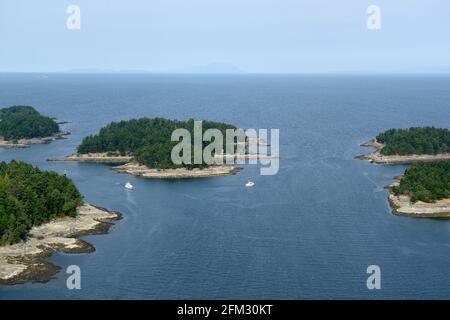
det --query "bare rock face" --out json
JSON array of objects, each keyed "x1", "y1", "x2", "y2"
[{"x1": 388, "y1": 190, "x2": 450, "y2": 218}]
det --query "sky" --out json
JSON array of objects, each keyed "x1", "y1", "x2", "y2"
[{"x1": 0, "y1": 0, "x2": 449, "y2": 73}]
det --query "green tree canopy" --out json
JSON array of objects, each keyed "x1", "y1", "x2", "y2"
[
  {"x1": 0, "y1": 106, "x2": 60, "y2": 140},
  {"x1": 0, "y1": 161, "x2": 83, "y2": 245},
  {"x1": 377, "y1": 127, "x2": 450, "y2": 155},
  {"x1": 77, "y1": 117, "x2": 237, "y2": 169},
  {"x1": 393, "y1": 160, "x2": 450, "y2": 203}
]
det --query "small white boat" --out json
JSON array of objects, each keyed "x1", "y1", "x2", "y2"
[
  {"x1": 245, "y1": 180, "x2": 255, "y2": 188},
  {"x1": 125, "y1": 182, "x2": 134, "y2": 190}
]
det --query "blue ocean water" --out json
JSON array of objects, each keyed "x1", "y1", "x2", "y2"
[{"x1": 0, "y1": 73, "x2": 449, "y2": 299}]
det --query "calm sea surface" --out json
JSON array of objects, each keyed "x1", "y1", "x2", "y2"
[{"x1": 0, "y1": 74, "x2": 450, "y2": 299}]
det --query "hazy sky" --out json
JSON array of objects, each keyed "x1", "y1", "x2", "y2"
[{"x1": 0, "y1": 0, "x2": 449, "y2": 73}]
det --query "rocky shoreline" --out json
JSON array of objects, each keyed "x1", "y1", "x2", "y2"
[
  {"x1": 48, "y1": 153, "x2": 242, "y2": 179},
  {"x1": 113, "y1": 162, "x2": 241, "y2": 179},
  {"x1": 47, "y1": 152, "x2": 132, "y2": 164},
  {"x1": 356, "y1": 138, "x2": 450, "y2": 217},
  {"x1": 0, "y1": 204, "x2": 121, "y2": 285},
  {"x1": 0, "y1": 131, "x2": 70, "y2": 149},
  {"x1": 386, "y1": 179, "x2": 450, "y2": 218},
  {"x1": 356, "y1": 138, "x2": 450, "y2": 164}
]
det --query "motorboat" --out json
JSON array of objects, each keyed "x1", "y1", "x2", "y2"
[
  {"x1": 245, "y1": 180, "x2": 255, "y2": 187},
  {"x1": 125, "y1": 182, "x2": 134, "y2": 190}
]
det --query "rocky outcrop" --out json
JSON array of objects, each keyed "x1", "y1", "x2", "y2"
[{"x1": 0, "y1": 204, "x2": 121, "y2": 285}]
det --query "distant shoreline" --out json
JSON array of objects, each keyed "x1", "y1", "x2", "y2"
[
  {"x1": 0, "y1": 131, "x2": 70, "y2": 149},
  {"x1": 0, "y1": 204, "x2": 121, "y2": 285}
]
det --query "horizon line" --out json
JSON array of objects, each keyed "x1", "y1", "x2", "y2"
[{"x1": 1, "y1": 71, "x2": 450, "y2": 76}]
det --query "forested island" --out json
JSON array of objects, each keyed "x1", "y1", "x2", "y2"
[
  {"x1": 0, "y1": 161, "x2": 120, "y2": 285},
  {"x1": 77, "y1": 117, "x2": 236, "y2": 169},
  {"x1": 357, "y1": 127, "x2": 450, "y2": 217},
  {"x1": 50, "y1": 117, "x2": 242, "y2": 178},
  {"x1": 0, "y1": 106, "x2": 68, "y2": 147},
  {"x1": 357, "y1": 127, "x2": 450, "y2": 164}
]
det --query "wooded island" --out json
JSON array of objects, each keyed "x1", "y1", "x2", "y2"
[{"x1": 0, "y1": 106, "x2": 68, "y2": 147}]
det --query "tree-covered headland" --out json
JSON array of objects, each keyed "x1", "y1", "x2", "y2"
[
  {"x1": 392, "y1": 160, "x2": 450, "y2": 203},
  {"x1": 77, "y1": 118, "x2": 239, "y2": 169},
  {"x1": 0, "y1": 106, "x2": 60, "y2": 140},
  {"x1": 376, "y1": 127, "x2": 450, "y2": 155},
  {"x1": 0, "y1": 161, "x2": 83, "y2": 245}
]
